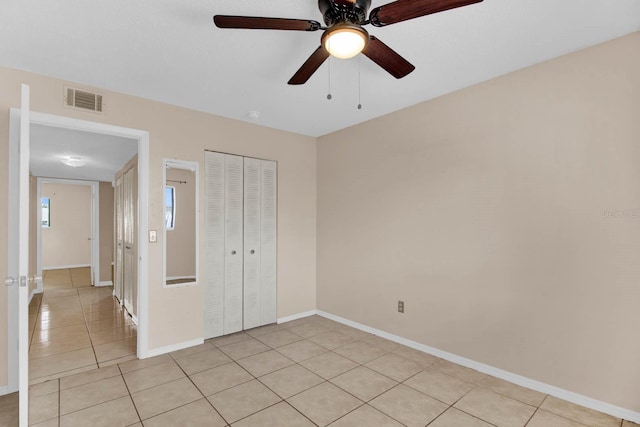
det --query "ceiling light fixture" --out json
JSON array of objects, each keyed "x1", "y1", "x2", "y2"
[
  {"x1": 61, "y1": 156, "x2": 87, "y2": 168},
  {"x1": 322, "y1": 24, "x2": 369, "y2": 59}
]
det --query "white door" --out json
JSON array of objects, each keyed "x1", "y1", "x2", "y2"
[
  {"x1": 114, "y1": 175, "x2": 124, "y2": 302},
  {"x1": 223, "y1": 154, "x2": 244, "y2": 334},
  {"x1": 204, "y1": 152, "x2": 225, "y2": 339},
  {"x1": 259, "y1": 160, "x2": 277, "y2": 325},
  {"x1": 243, "y1": 158, "x2": 261, "y2": 330},
  {"x1": 5, "y1": 84, "x2": 31, "y2": 426},
  {"x1": 243, "y1": 159, "x2": 277, "y2": 329},
  {"x1": 123, "y1": 167, "x2": 134, "y2": 314}
]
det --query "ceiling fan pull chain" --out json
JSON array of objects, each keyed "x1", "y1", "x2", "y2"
[
  {"x1": 357, "y1": 56, "x2": 362, "y2": 110},
  {"x1": 327, "y1": 55, "x2": 333, "y2": 100}
]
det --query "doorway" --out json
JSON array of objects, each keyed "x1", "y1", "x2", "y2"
[
  {"x1": 36, "y1": 178, "x2": 100, "y2": 292},
  {"x1": 7, "y1": 109, "x2": 150, "y2": 394}
]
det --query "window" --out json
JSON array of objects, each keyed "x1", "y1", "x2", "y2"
[
  {"x1": 41, "y1": 197, "x2": 51, "y2": 228},
  {"x1": 165, "y1": 186, "x2": 175, "y2": 230}
]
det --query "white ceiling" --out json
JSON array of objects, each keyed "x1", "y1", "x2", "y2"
[
  {"x1": 30, "y1": 124, "x2": 138, "y2": 182},
  {"x1": 1, "y1": 0, "x2": 639, "y2": 137}
]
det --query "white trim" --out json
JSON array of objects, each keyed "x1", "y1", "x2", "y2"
[
  {"x1": 130, "y1": 314, "x2": 138, "y2": 326},
  {"x1": 316, "y1": 310, "x2": 640, "y2": 424},
  {"x1": 277, "y1": 310, "x2": 318, "y2": 324},
  {"x1": 28, "y1": 289, "x2": 37, "y2": 304},
  {"x1": 41, "y1": 263, "x2": 91, "y2": 270},
  {"x1": 14, "y1": 109, "x2": 151, "y2": 360},
  {"x1": 146, "y1": 338, "x2": 204, "y2": 358},
  {"x1": 97, "y1": 281, "x2": 113, "y2": 287},
  {"x1": 0, "y1": 385, "x2": 12, "y2": 396}
]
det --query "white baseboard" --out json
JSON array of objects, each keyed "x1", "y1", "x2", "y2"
[
  {"x1": 316, "y1": 310, "x2": 640, "y2": 424},
  {"x1": 0, "y1": 384, "x2": 16, "y2": 396},
  {"x1": 97, "y1": 281, "x2": 113, "y2": 287},
  {"x1": 43, "y1": 264, "x2": 91, "y2": 270},
  {"x1": 277, "y1": 310, "x2": 318, "y2": 324},
  {"x1": 145, "y1": 338, "x2": 205, "y2": 359}
]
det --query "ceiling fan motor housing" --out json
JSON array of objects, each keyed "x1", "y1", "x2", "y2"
[{"x1": 318, "y1": 0, "x2": 372, "y2": 26}]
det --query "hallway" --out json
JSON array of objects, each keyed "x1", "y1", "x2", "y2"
[{"x1": 29, "y1": 268, "x2": 137, "y2": 384}]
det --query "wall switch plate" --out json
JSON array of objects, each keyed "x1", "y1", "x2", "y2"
[
  {"x1": 398, "y1": 300, "x2": 405, "y2": 313},
  {"x1": 149, "y1": 230, "x2": 157, "y2": 243}
]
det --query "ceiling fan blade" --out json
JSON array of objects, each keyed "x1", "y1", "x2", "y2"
[
  {"x1": 369, "y1": 0, "x2": 483, "y2": 27},
  {"x1": 288, "y1": 46, "x2": 330, "y2": 85},
  {"x1": 361, "y1": 36, "x2": 415, "y2": 79},
  {"x1": 214, "y1": 15, "x2": 322, "y2": 31}
]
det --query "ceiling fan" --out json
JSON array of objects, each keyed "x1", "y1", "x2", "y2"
[{"x1": 214, "y1": 0, "x2": 483, "y2": 85}]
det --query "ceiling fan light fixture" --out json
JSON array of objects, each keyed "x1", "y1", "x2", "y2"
[
  {"x1": 322, "y1": 24, "x2": 368, "y2": 59},
  {"x1": 61, "y1": 155, "x2": 87, "y2": 168}
]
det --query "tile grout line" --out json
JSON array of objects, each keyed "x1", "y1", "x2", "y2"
[{"x1": 117, "y1": 363, "x2": 143, "y2": 425}]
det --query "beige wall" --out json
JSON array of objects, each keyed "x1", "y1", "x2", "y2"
[
  {"x1": 0, "y1": 63, "x2": 317, "y2": 387},
  {"x1": 317, "y1": 32, "x2": 640, "y2": 412},
  {"x1": 41, "y1": 183, "x2": 92, "y2": 268},
  {"x1": 99, "y1": 182, "x2": 114, "y2": 283},
  {"x1": 165, "y1": 168, "x2": 196, "y2": 279}
]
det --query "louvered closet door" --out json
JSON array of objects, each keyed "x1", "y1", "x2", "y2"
[
  {"x1": 243, "y1": 158, "x2": 261, "y2": 330},
  {"x1": 223, "y1": 154, "x2": 244, "y2": 334},
  {"x1": 244, "y1": 159, "x2": 278, "y2": 329},
  {"x1": 260, "y1": 160, "x2": 277, "y2": 325},
  {"x1": 204, "y1": 152, "x2": 225, "y2": 339}
]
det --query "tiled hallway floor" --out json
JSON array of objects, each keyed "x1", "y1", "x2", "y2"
[
  {"x1": 29, "y1": 269, "x2": 137, "y2": 383},
  {"x1": 5, "y1": 314, "x2": 637, "y2": 426}
]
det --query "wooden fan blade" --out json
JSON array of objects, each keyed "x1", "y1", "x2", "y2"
[
  {"x1": 369, "y1": 0, "x2": 483, "y2": 27},
  {"x1": 362, "y1": 36, "x2": 415, "y2": 79},
  {"x1": 214, "y1": 15, "x2": 321, "y2": 31},
  {"x1": 288, "y1": 46, "x2": 331, "y2": 85}
]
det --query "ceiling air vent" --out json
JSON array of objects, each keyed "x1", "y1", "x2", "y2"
[{"x1": 64, "y1": 87, "x2": 104, "y2": 113}]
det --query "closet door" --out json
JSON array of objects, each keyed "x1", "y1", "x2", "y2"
[
  {"x1": 244, "y1": 159, "x2": 277, "y2": 329},
  {"x1": 204, "y1": 152, "x2": 225, "y2": 339},
  {"x1": 223, "y1": 154, "x2": 244, "y2": 335},
  {"x1": 123, "y1": 167, "x2": 135, "y2": 315},
  {"x1": 114, "y1": 176, "x2": 124, "y2": 303},
  {"x1": 260, "y1": 160, "x2": 277, "y2": 325},
  {"x1": 243, "y1": 158, "x2": 261, "y2": 330}
]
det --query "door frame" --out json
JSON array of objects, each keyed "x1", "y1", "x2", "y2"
[
  {"x1": 36, "y1": 178, "x2": 100, "y2": 290},
  {"x1": 7, "y1": 109, "x2": 151, "y2": 392}
]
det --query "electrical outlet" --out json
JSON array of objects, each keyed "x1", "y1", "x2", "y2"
[
  {"x1": 398, "y1": 300, "x2": 405, "y2": 313},
  {"x1": 149, "y1": 230, "x2": 157, "y2": 243}
]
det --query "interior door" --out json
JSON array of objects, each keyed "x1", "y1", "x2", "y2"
[
  {"x1": 204, "y1": 152, "x2": 225, "y2": 339},
  {"x1": 5, "y1": 84, "x2": 31, "y2": 426},
  {"x1": 123, "y1": 167, "x2": 134, "y2": 314},
  {"x1": 18, "y1": 84, "x2": 30, "y2": 426},
  {"x1": 243, "y1": 157, "x2": 261, "y2": 330},
  {"x1": 114, "y1": 175, "x2": 124, "y2": 302},
  {"x1": 223, "y1": 154, "x2": 244, "y2": 335},
  {"x1": 260, "y1": 160, "x2": 277, "y2": 325}
]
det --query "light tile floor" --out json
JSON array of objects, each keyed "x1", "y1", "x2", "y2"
[
  {"x1": 29, "y1": 269, "x2": 137, "y2": 384},
  {"x1": 3, "y1": 311, "x2": 639, "y2": 426}
]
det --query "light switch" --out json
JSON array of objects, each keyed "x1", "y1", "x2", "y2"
[{"x1": 149, "y1": 230, "x2": 157, "y2": 243}]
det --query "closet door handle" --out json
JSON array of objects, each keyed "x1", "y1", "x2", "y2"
[
  {"x1": 250, "y1": 250, "x2": 255, "y2": 254},
  {"x1": 231, "y1": 250, "x2": 236, "y2": 255}
]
